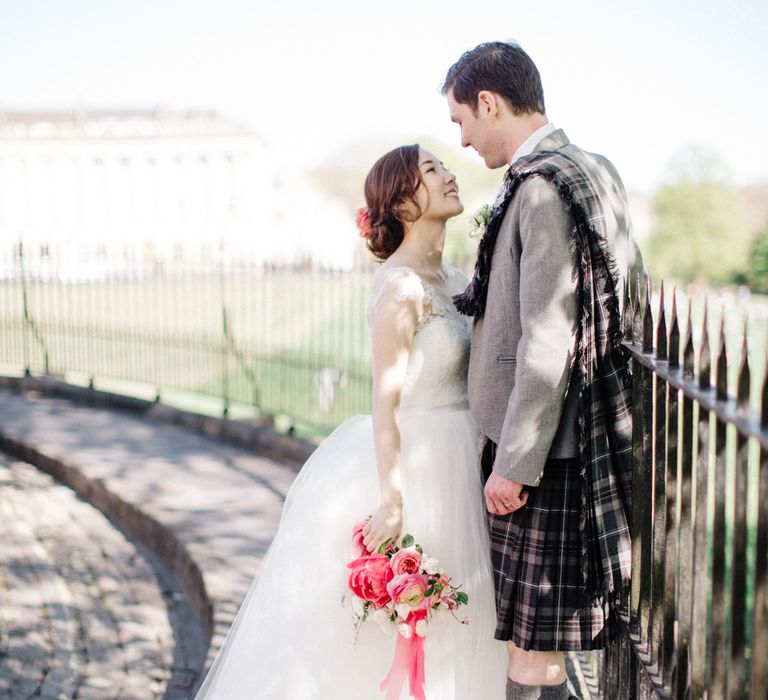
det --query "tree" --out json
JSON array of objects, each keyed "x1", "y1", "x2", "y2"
[
  {"x1": 747, "y1": 223, "x2": 768, "y2": 292},
  {"x1": 645, "y1": 145, "x2": 750, "y2": 285}
]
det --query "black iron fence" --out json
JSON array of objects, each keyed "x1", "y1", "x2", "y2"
[
  {"x1": 3, "y1": 242, "x2": 768, "y2": 697},
  {"x1": 602, "y1": 278, "x2": 768, "y2": 699}
]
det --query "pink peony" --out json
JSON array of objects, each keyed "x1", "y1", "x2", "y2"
[
  {"x1": 387, "y1": 573, "x2": 429, "y2": 609},
  {"x1": 351, "y1": 520, "x2": 368, "y2": 559},
  {"x1": 348, "y1": 554, "x2": 394, "y2": 607},
  {"x1": 390, "y1": 548, "x2": 422, "y2": 576}
]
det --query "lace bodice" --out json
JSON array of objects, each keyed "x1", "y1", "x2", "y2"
[{"x1": 367, "y1": 265, "x2": 471, "y2": 410}]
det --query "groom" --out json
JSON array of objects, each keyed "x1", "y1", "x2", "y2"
[{"x1": 443, "y1": 42, "x2": 644, "y2": 699}]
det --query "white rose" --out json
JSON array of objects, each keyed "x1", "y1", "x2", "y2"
[
  {"x1": 414, "y1": 619, "x2": 428, "y2": 637},
  {"x1": 371, "y1": 609, "x2": 394, "y2": 634},
  {"x1": 395, "y1": 603, "x2": 412, "y2": 620},
  {"x1": 398, "y1": 623, "x2": 413, "y2": 639},
  {"x1": 350, "y1": 595, "x2": 366, "y2": 617},
  {"x1": 422, "y1": 557, "x2": 442, "y2": 575}
]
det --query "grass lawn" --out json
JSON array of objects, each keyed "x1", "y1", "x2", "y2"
[{"x1": 0, "y1": 269, "x2": 375, "y2": 434}]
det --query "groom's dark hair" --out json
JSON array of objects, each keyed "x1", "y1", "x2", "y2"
[{"x1": 441, "y1": 41, "x2": 545, "y2": 116}]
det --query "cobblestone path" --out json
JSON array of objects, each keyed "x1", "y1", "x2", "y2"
[
  {"x1": 0, "y1": 386, "x2": 593, "y2": 699},
  {"x1": 0, "y1": 390, "x2": 298, "y2": 671},
  {"x1": 0, "y1": 456, "x2": 203, "y2": 700}
]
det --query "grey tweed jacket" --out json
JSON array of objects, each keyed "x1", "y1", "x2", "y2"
[{"x1": 468, "y1": 129, "x2": 644, "y2": 486}]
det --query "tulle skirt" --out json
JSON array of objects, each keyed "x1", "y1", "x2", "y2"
[{"x1": 195, "y1": 406, "x2": 507, "y2": 699}]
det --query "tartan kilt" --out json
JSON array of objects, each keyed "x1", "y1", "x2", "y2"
[{"x1": 483, "y1": 442, "x2": 619, "y2": 651}]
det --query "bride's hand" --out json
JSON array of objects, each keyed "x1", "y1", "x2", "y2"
[{"x1": 362, "y1": 499, "x2": 402, "y2": 553}]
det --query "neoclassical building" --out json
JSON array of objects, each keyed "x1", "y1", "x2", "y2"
[{"x1": 0, "y1": 106, "x2": 357, "y2": 275}]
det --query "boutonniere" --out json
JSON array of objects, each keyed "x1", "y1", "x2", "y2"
[{"x1": 468, "y1": 203, "x2": 492, "y2": 239}]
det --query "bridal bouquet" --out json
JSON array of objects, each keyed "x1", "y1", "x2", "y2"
[{"x1": 344, "y1": 520, "x2": 469, "y2": 700}]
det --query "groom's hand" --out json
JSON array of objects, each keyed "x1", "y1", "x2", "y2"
[{"x1": 484, "y1": 473, "x2": 528, "y2": 515}]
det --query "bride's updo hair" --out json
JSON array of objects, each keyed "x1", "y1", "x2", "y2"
[{"x1": 363, "y1": 144, "x2": 423, "y2": 261}]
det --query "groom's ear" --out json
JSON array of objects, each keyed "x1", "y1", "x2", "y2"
[{"x1": 476, "y1": 91, "x2": 500, "y2": 119}]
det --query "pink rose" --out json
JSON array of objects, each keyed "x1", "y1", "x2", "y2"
[
  {"x1": 348, "y1": 554, "x2": 394, "y2": 607},
  {"x1": 390, "y1": 548, "x2": 422, "y2": 576},
  {"x1": 387, "y1": 573, "x2": 429, "y2": 609},
  {"x1": 351, "y1": 520, "x2": 368, "y2": 559}
]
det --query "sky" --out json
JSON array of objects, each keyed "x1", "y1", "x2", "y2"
[{"x1": 1, "y1": 0, "x2": 766, "y2": 192}]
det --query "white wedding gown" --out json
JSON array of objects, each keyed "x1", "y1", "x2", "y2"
[{"x1": 195, "y1": 265, "x2": 507, "y2": 699}]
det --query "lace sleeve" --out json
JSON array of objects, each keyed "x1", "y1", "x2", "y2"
[
  {"x1": 367, "y1": 266, "x2": 425, "y2": 325},
  {"x1": 365, "y1": 265, "x2": 423, "y2": 518}
]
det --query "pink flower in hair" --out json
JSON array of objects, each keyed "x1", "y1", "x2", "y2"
[{"x1": 355, "y1": 207, "x2": 373, "y2": 239}]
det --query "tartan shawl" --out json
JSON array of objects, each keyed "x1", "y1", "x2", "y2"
[{"x1": 454, "y1": 150, "x2": 633, "y2": 603}]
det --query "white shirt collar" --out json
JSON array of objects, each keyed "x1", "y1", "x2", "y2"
[{"x1": 510, "y1": 122, "x2": 558, "y2": 165}]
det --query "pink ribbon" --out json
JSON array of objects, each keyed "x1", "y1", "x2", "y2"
[{"x1": 380, "y1": 610, "x2": 427, "y2": 700}]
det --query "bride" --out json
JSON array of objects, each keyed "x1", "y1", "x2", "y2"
[{"x1": 194, "y1": 144, "x2": 507, "y2": 699}]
